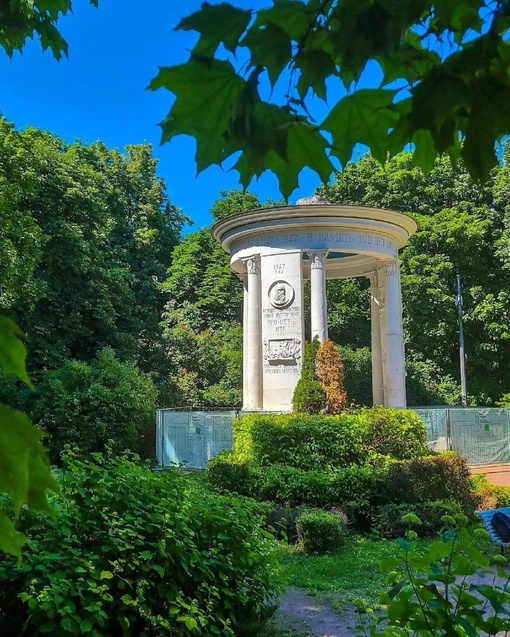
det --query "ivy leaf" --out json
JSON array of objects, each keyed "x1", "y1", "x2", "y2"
[
  {"x1": 150, "y1": 58, "x2": 246, "y2": 171},
  {"x1": 323, "y1": 89, "x2": 399, "y2": 166},
  {"x1": 176, "y1": 3, "x2": 251, "y2": 56},
  {"x1": 265, "y1": 120, "x2": 333, "y2": 198},
  {"x1": 242, "y1": 22, "x2": 292, "y2": 86},
  {"x1": 0, "y1": 404, "x2": 59, "y2": 516},
  {"x1": 0, "y1": 514, "x2": 26, "y2": 559},
  {"x1": 0, "y1": 315, "x2": 32, "y2": 387},
  {"x1": 296, "y1": 49, "x2": 336, "y2": 100}
]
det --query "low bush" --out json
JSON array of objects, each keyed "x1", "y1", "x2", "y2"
[
  {"x1": 373, "y1": 499, "x2": 465, "y2": 538},
  {"x1": 296, "y1": 509, "x2": 347, "y2": 554},
  {"x1": 0, "y1": 449, "x2": 283, "y2": 637},
  {"x1": 359, "y1": 406, "x2": 429, "y2": 459},
  {"x1": 331, "y1": 464, "x2": 384, "y2": 530},
  {"x1": 265, "y1": 506, "x2": 302, "y2": 543},
  {"x1": 258, "y1": 464, "x2": 336, "y2": 507},
  {"x1": 205, "y1": 451, "x2": 261, "y2": 496},
  {"x1": 234, "y1": 413, "x2": 365, "y2": 470},
  {"x1": 380, "y1": 451, "x2": 477, "y2": 514},
  {"x1": 292, "y1": 379, "x2": 326, "y2": 414},
  {"x1": 471, "y1": 474, "x2": 510, "y2": 509}
]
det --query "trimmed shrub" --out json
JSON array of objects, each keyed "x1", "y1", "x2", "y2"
[
  {"x1": 293, "y1": 337, "x2": 326, "y2": 414},
  {"x1": 331, "y1": 463, "x2": 384, "y2": 530},
  {"x1": 258, "y1": 464, "x2": 336, "y2": 507},
  {"x1": 265, "y1": 506, "x2": 302, "y2": 543},
  {"x1": 359, "y1": 406, "x2": 429, "y2": 459},
  {"x1": 292, "y1": 379, "x2": 326, "y2": 414},
  {"x1": 0, "y1": 449, "x2": 282, "y2": 637},
  {"x1": 373, "y1": 499, "x2": 465, "y2": 538},
  {"x1": 296, "y1": 509, "x2": 347, "y2": 554},
  {"x1": 316, "y1": 339, "x2": 347, "y2": 414},
  {"x1": 205, "y1": 451, "x2": 261, "y2": 496},
  {"x1": 380, "y1": 451, "x2": 477, "y2": 514},
  {"x1": 234, "y1": 413, "x2": 365, "y2": 470}
]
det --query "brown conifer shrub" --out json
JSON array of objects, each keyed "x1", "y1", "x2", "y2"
[{"x1": 316, "y1": 339, "x2": 348, "y2": 414}]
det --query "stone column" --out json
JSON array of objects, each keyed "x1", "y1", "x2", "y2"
[
  {"x1": 369, "y1": 271, "x2": 384, "y2": 406},
  {"x1": 379, "y1": 259, "x2": 406, "y2": 408},
  {"x1": 239, "y1": 273, "x2": 249, "y2": 404},
  {"x1": 243, "y1": 256, "x2": 263, "y2": 410},
  {"x1": 308, "y1": 250, "x2": 328, "y2": 343}
]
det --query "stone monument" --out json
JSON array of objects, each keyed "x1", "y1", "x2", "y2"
[{"x1": 212, "y1": 199, "x2": 417, "y2": 412}]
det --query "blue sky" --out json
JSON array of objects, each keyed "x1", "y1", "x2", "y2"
[{"x1": 0, "y1": 0, "x2": 346, "y2": 231}]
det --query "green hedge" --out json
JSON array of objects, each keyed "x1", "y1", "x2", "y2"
[
  {"x1": 0, "y1": 449, "x2": 282, "y2": 637},
  {"x1": 233, "y1": 409, "x2": 428, "y2": 471},
  {"x1": 234, "y1": 413, "x2": 366, "y2": 470},
  {"x1": 372, "y1": 499, "x2": 465, "y2": 538},
  {"x1": 358, "y1": 406, "x2": 429, "y2": 459}
]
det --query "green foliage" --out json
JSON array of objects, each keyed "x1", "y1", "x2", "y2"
[
  {"x1": 373, "y1": 499, "x2": 465, "y2": 539},
  {"x1": 163, "y1": 323, "x2": 243, "y2": 408},
  {"x1": 0, "y1": 448, "x2": 283, "y2": 636},
  {"x1": 293, "y1": 337, "x2": 326, "y2": 414},
  {"x1": 292, "y1": 379, "x2": 326, "y2": 415},
  {"x1": 31, "y1": 348, "x2": 157, "y2": 460},
  {"x1": 205, "y1": 451, "x2": 259, "y2": 497},
  {"x1": 358, "y1": 520, "x2": 510, "y2": 636},
  {"x1": 234, "y1": 413, "x2": 365, "y2": 471},
  {"x1": 381, "y1": 452, "x2": 477, "y2": 514},
  {"x1": 259, "y1": 465, "x2": 336, "y2": 508},
  {"x1": 471, "y1": 474, "x2": 510, "y2": 509},
  {"x1": 359, "y1": 407, "x2": 429, "y2": 459},
  {"x1": 0, "y1": 314, "x2": 58, "y2": 558},
  {"x1": 0, "y1": 0, "x2": 98, "y2": 59},
  {"x1": 322, "y1": 150, "x2": 510, "y2": 404},
  {"x1": 0, "y1": 120, "x2": 186, "y2": 383},
  {"x1": 296, "y1": 510, "x2": 347, "y2": 555},
  {"x1": 152, "y1": 0, "x2": 510, "y2": 197}
]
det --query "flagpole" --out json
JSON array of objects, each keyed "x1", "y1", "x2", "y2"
[{"x1": 456, "y1": 273, "x2": 467, "y2": 407}]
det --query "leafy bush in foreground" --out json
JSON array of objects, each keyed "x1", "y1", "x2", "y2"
[
  {"x1": 0, "y1": 449, "x2": 282, "y2": 636},
  {"x1": 357, "y1": 517, "x2": 510, "y2": 636},
  {"x1": 372, "y1": 499, "x2": 465, "y2": 539}
]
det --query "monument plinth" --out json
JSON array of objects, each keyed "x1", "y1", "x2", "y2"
[{"x1": 212, "y1": 201, "x2": 417, "y2": 412}]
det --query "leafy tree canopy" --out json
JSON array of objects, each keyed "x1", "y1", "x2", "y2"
[
  {"x1": 0, "y1": 0, "x2": 98, "y2": 59},
  {"x1": 151, "y1": 0, "x2": 510, "y2": 197}
]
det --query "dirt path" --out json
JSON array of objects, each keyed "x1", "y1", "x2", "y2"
[
  {"x1": 276, "y1": 567, "x2": 510, "y2": 637},
  {"x1": 275, "y1": 588, "x2": 359, "y2": 637}
]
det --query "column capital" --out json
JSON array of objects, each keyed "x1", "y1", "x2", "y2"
[
  {"x1": 367, "y1": 271, "x2": 378, "y2": 287},
  {"x1": 379, "y1": 258, "x2": 401, "y2": 277},
  {"x1": 307, "y1": 250, "x2": 328, "y2": 269},
  {"x1": 243, "y1": 255, "x2": 260, "y2": 275}
]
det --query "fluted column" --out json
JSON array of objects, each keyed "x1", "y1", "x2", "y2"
[
  {"x1": 243, "y1": 256, "x2": 263, "y2": 410},
  {"x1": 379, "y1": 259, "x2": 406, "y2": 408},
  {"x1": 239, "y1": 273, "x2": 249, "y2": 405},
  {"x1": 369, "y1": 271, "x2": 384, "y2": 406},
  {"x1": 308, "y1": 250, "x2": 328, "y2": 343}
]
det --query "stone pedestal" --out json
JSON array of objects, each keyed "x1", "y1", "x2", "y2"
[{"x1": 260, "y1": 251, "x2": 304, "y2": 411}]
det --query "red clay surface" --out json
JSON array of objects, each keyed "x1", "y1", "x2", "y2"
[{"x1": 470, "y1": 463, "x2": 510, "y2": 487}]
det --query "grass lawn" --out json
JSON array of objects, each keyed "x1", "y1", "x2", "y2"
[{"x1": 279, "y1": 535, "x2": 414, "y2": 609}]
